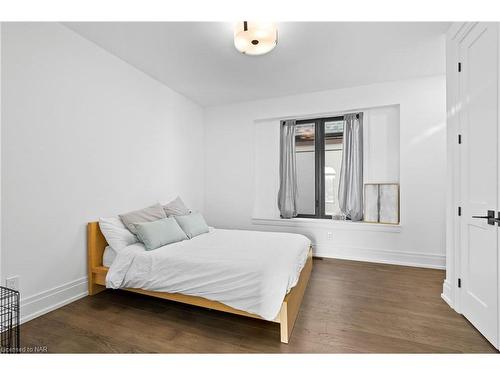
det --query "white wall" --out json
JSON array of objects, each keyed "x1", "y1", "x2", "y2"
[
  {"x1": 363, "y1": 106, "x2": 400, "y2": 184},
  {"x1": 1, "y1": 23, "x2": 205, "y2": 322},
  {"x1": 205, "y1": 76, "x2": 446, "y2": 268}
]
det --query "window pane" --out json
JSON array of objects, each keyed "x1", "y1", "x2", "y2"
[
  {"x1": 324, "y1": 120, "x2": 343, "y2": 216},
  {"x1": 295, "y1": 123, "x2": 315, "y2": 215},
  {"x1": 325, "y1": 120, "x2": 344, "y2": 135}
]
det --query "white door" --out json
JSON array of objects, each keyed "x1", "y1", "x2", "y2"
[{"x1": 459, "y1": 22, "x2": 499, "y2": 348}]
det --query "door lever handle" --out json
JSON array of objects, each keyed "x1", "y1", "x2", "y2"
[
  {"x1": 472, "y1": 210, "x2": 496, "y2": 225},
  {"x1": 489, "y1": 212, "x2": 500, "y2": 225}
]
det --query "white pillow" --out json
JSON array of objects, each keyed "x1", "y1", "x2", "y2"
[
  {"x1": 99, "y1": 217, "x2": 138, "y2": 252},
  {"x1": 163, "y1": 196, "x2": 190, "y2": 216}
]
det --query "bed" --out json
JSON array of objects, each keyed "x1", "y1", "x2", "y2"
[{"x1": 87, "y1": 222, "x2": 313, "y2": 344}]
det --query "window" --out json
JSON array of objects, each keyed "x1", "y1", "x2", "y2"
[{"x1": 295, "y1": 116, "x2": 344, "y2": 218}]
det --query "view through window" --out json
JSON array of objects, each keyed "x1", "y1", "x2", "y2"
[{"x1": 295, "y1": 116, "x2": 344, "y2": 218}]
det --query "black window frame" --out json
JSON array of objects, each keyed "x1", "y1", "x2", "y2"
[{"x1": 295, "y1": 115, "x2": 344, "y2": 219}]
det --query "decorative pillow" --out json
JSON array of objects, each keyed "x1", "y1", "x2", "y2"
[
  {"x1": 119, "y1": 203, "x2": 166, "y2": 234},
  {"x1": 174, "y1": 213, "x2": 209, "y2": 239},
  {"x1": 163, "y1": 196, "x2": 190, "y2": 217},
  {"x1": 99, "y1": 217, "x2": 138, "y2": 252},
  {"x1": 134, "y1": 217, "x2": 188, "y2": 251}
]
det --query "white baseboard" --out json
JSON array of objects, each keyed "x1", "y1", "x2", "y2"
[
  {"x1": 313, "y1": 243, "x2": 445, "y2": 269},
  {"x1": 441, "y1": 279, "x2": 454, "y2": 309},
  {"x1": 20, "y1": 276, "x2": 88, "y2": 324}
]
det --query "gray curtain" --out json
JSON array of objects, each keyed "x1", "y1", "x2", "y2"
[
  {"x1": 277, "y1": 119, "x2": 298, "y2": 219},
  {"x1": 338, "y1": 113, "x2": 364, "y2": 221}
]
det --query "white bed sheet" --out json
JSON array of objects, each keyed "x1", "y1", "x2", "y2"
[
  {"x1": 106, "y1": 228, "x2": 311, "y2": 321},
  {"x1": 103, "y1": 246, "x2": 117, "y2": 268}
]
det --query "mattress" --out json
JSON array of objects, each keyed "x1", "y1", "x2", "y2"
[
  {"x1": 103, "y1": 246, "x2": 117, "y2": 267},
  {"x1": 105, "y1": 228, "x2": 311, "y2": 320}
]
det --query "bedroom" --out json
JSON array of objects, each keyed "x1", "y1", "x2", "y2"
[{"x1": 1, "y1": 0, "x2": 499, "y2": 372}]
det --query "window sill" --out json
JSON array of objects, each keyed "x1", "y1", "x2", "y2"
[{"x1": 251, "y1": 217, "x2": 402, "y2": 233}]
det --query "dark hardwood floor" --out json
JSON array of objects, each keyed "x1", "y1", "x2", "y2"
[{"x1": 21, "y1": 258, "x2": 498, "y2": 353}]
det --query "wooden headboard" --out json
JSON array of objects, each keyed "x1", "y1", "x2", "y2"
[
  {"x1": 87, "y1": 222, "x2": 108, "y2": 278},
  {"x1": 87, "y1": 222, "x2": 109, "y2": 295}
]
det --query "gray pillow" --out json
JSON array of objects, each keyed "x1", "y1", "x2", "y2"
[
  {"x1": 119, "y1": 203, "x2": 166, "y2": 234},
  {"x1": 134, "y1": 217, "x2": 188, "y2": 251},
  {"x1": 163, "y1": 196, "x2": 190, "y2": 216},
  {"x1": 175, "y1": 213, "x2": 209, "y2": 239}
]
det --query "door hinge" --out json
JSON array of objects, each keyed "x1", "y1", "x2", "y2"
[
  {"x1": 458, "y1": 278, "x2": 461, "y2": 288},
  {"x1": 458, "y1": 62, "x2": 462, "y2": 72},
  {"x1": 458, "y1": 134, "x2": 462, "y2": 144},
  {"x1": 458, "y1": 206, "x2": 462, "y2": 216}
]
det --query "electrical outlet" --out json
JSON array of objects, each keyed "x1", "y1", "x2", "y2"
[
  {"x1": 326, "y1": 231, "x2": 333, "y2": 240},
  {"x1": 6, "y1": 276, "x2": 20, "y2": 291}
]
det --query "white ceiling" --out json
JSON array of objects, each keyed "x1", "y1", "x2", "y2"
[{"x1": 65, "y1": 22, "x2": 449, "y2": 107}]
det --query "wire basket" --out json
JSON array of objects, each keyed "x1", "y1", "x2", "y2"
[{"x1": 0, "y1": 286, "x2": 20, "y2": 354}]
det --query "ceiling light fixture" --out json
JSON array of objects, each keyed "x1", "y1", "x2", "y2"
[{"x1": 234, "y1": 21, "x2": 278, "y2": 56}]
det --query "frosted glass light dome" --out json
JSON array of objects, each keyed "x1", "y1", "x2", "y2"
[{"x1": 234, "y1": 22, "x2": 278, "y2": 56}]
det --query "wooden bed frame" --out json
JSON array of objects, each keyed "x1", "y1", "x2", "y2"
[{"x1": 87, "y1": 222, "x2": 313, "y2": 344}]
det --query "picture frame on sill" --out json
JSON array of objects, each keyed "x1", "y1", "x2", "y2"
[{"x1": 363, "y1": 183, "x2": 400, "y2": 225}]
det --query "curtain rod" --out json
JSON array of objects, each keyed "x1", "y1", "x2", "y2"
[
  {"x1": 281, "y1": 111, "x2": 362, "y2": 122},
  {"x1": 255, "y1": 103, "x2": 400, "y2": 123},
  {"x1": 344, "y1": 112, "x2": 362, "y2": 119}
]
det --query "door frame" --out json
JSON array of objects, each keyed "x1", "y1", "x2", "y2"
[
  {"x1": 444, "y1": 21, "x2": 500, "y2": 349},
  {"x1": 443, "y1": 21, "x2": 477, "y2": 314}
]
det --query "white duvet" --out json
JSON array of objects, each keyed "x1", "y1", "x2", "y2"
[{"x1": 106, "y1": 228, "x2": 311, "y2": 320}]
